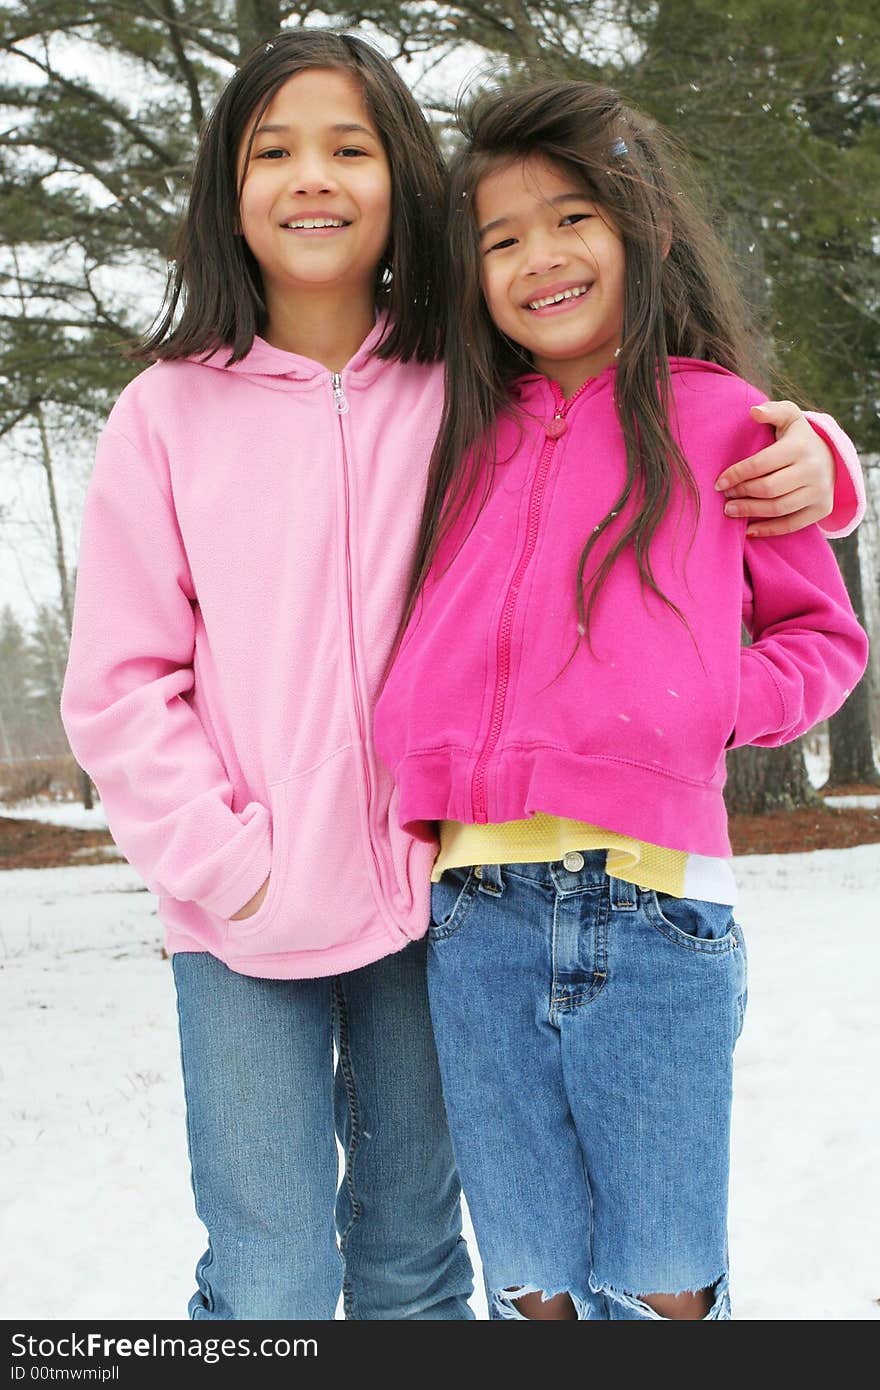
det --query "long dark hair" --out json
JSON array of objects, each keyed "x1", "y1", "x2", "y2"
[
  {"x1": 134, "y1": 29, "x2": 448, "y2": 364},
  {"x1": 399, "y1": 79, "x2": 767, "y2": 648}
]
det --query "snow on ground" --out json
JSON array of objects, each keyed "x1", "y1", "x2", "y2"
[
  {"x1": 802, "y1": 742, "x2": 829, "y2": 790},
  {"x1": 1, "y1": 828, "x2": 878, "y2": 1321},
  {"x1": 0, "y1": 799, "x2": 111, "y2": 831},
  {"x1": 823, "y1": 794, "x2": 880, "y2": 809}
]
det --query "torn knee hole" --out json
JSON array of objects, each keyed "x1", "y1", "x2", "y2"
[
  {"x1": 494, "y1": 1284, "x2": 578, "y2": 1320},
  {"x1": 591, "y1": 1274, "x2": 726, "y2": 1320},
  {"x1": 640, "y1": 1287, "x2": 713, "y2": 1318}
]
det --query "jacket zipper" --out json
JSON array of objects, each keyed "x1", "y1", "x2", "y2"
[
  {"x1": 331, "y1": 371, "x2": 350, "y2": 415},
  {"x1": 331, "y1": 372, "x2": 386, "y2": 895},
  {"x1": 470, "y1": 377, "x2": 594, "y2": 821}
]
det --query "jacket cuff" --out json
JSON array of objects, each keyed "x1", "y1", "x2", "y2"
[
  {"x1": 803, "y1": 411, "x2": 866, "y2": 538},
  {"x1": 196, "y1": 810, "x2": 273, "y2": 920},
  {"x1": 727, "y1": 647, "x2": 790, "y2": 750}
]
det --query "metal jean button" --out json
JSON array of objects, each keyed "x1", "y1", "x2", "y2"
[{"x1": 562, "y1": 851, "x2": 585, "y2": 872}]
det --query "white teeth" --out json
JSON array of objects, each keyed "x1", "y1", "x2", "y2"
[
  {"x1": 528, "y1": 285, "x2": 590, "y2": 310},
  {"x1": 284, "y1": 218, "x2": 345, "y2": 229}
]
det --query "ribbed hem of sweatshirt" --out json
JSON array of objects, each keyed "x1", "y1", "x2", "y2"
[
  {"x1": 165, "y1": 923, "x2": 417, "y2": 980},
  {"x1": 393, "y1": 746, "x2": 733, "y2": 860}
]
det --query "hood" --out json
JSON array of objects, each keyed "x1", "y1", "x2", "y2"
[{"x1": 191, "y1": 313, "x2": 392, "y2": 393}]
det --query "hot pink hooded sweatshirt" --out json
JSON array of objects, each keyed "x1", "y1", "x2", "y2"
[
  {"x1": 374, "y1": 361, "x2": 869, "y2": 858},
  {"x1": 60, "y1": 325, "x2": 865, "y2": 979}
]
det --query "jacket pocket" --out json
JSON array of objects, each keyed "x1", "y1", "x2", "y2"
[
  {"x1": 221, "y1": 779, "x2": 288, "y2": 938},
  {"x1": 223, "y1": 746, "x2": 379, "y2": 958}
]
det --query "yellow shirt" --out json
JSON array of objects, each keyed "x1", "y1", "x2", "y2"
[{"x1": 432, "y1": 813, "x2": 737, "y2": 904}]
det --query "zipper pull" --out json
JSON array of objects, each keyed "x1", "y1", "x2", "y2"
[
  {"x1": 330, "y1": 371, "x2": 350, "y2": 415},
  {"x1": 545, "y1": 412, "x2": 567, "y2": 439}
]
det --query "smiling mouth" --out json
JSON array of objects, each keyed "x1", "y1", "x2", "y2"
[
  {"x1": 281, "y1": 217, "x2": 349, "y2": 230},
  {"x1": 526, "y1": 284, "x2": 592, "y2": 310}
]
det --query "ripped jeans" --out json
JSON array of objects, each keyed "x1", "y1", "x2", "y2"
[{"x1": 427, "y1": 855, "x2": 747, "y2": 1320}]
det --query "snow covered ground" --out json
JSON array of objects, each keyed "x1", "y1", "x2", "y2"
[
  {"x1": 0, "y1": 799, "x2": 114, "y2": 832},
  {"x1": 823, "y1": 793, "x2": 880, "y2": 809},
  {"x1": 1, "y1": 799, "x2": 878, "y2": 1321}
]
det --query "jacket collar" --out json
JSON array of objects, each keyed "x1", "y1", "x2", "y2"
[
  {"x1": 194, "y1": 313, "x2": 392, "y2": 390},
  {"x1": 511, "y1": 356, "x2": 738, "y2": 411}
]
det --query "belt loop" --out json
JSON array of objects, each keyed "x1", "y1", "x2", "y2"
[
  {"x1": 609, "y1": 875, "x2": 637, "y2": 911},
  {"x1": 477, "y1": 863, "x2": 504, "y2": 896}
]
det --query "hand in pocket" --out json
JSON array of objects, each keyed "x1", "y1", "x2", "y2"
[{"x1": 230, "y1": 875, "x2": 270, "y2": 921}]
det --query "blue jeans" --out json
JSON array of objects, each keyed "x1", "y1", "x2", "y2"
[
  {"x1": 172, "y1": 940, "x2": 474, "y2": 1319},
  {"x1": 427, "y1": 855, "x2": 747, "y2": 1320}
]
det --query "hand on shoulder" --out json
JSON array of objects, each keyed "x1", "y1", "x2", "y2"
[{"x1": 716, "y1": 401, "x2": 835, "y2": 537}]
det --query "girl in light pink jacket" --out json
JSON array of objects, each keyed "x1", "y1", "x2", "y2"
[{"x1": 60, "y1": 35, "x2": 865, "y2": 1321}]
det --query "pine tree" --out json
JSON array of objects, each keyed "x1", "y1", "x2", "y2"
[
  {"x1": 27, "y1": 600, "x2": 69, "y2": 752},
  {"x1": 0, "y1": 603, "x2": 39, "y2": 758}
]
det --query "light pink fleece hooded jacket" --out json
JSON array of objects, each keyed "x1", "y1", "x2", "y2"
[
  {"x1": 61, "y1": 320, "x2": 443, "y2": 979},
  {"x1": 374, "y1": 361, "x2": 869, "y2": 859},
  {"x1": 60, "y1": 324, "x2": 865, "y2": 979}
]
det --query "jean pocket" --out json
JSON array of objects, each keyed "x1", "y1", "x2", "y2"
[
  {"x1": 645, "y1": 891, "x2": 739, "y2": 955},
  {"x1": 429, "y1": 867, "x2": 479, "y2": 942}
]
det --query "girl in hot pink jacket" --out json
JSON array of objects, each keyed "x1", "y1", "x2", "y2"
[
  {"x1": 61, "y1": 37, "x2": 862, "y2": 1321},
  {"x1": 374, "y1": 80, "x2": 869, "y2": 1321}
]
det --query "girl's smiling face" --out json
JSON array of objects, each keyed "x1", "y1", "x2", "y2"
[
  {"x1": 476, "y1": 155, "x2": 625, "y2": 397},
  {"x1": 237, "y1": 67, "x2": 392, "y2": 320}
]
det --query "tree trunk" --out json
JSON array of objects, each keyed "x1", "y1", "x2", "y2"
[
  {"x1": 0, "y1": 703, "x2": 12, "y2": 761},
  {"x1": 724, "y1": 740, "x2": 821, "y2": 815},
  {"x1": 505, "y1": 1, "x2": 544, "y2": 74},
  {"x1": 825, "y1": 531, "x2": 879, "y2": 787},
  {"x1": 34, "y1": 403, "x2": 95, "y2": 807},
  {"x1": 79, "y1": 765, "x2": 94, "y2": 811},
  {"x1": 36, "y1": 407, "x2": 72, "y2": 628},
  {"x1": 236, "y1": 0, "x2": 284, "y2": 59}
]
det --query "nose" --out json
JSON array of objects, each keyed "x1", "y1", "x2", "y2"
[
  {"x1": 287, "y1": 153, "x2": 338, "y2": 197},
  {"x1": 523, "y1": 231, "x2": 566, "y2": 278}
]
